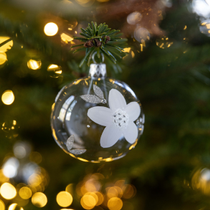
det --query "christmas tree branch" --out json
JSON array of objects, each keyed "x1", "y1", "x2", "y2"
[{"x1": 72, "y1": 21, "x2": 127, "y2": 67}]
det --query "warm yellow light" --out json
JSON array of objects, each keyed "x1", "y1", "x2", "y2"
[
  {"x1": 95, "y1": 192, "x2": 104, "y2": 206},
  {"x1": 76, "y1": 0, "x2": 90, "y2": 5},
  {"x1": 44, "y1": 22, "x2": 58, "y2": 36},
  {"x1": 122, "y1": 184, "x2": 136, "y2": 199},
  {"x1": 0, "y1": 182, "x2": 17, "y2": 200},
  {"x1": 0, "y1": 37, "x2": 13, "y2": 52},
  {"x1": 61, "y1": 33, "x2": 74, "y2": 44},
  {"x1": 19, "y1": 186, "x2": 32, "y2": 200},
  {"x1": 131, "y1": 51, "x2": 135, "y2": 58},
  {"x1": 123, "y1": 47, "x2": 131, "y2": 53},
  {"x1": 27, "y1": 59, "x2": 41, "y2": 70},
  {"x1": 97, "y1": 0, "x2": 109, "y2": 2},
  {"x1": 47, "y1": 64, "x2": 62, "y2": 74},
  {"x1": 0, "y1": 52, "x2": 7, "y2": 65},
  {"x1": 8, "y1": 203, "x2": 23, "y2": 210},
  {"x1": 30, "y1": 152, "x2": 42, "y2": 164},
  {"x1": 31, "y1": 192, "x2": 47, "y2": 208},
  {"x1": 0, "y1": 170, "x2": 9, "y2": 183},
  {"x1": 56, "y1": 191, "x2": 73, "y2": 207},
  {"x1": 1, "y1": 90, "x2": 15, "y2": 105},
  {"x1": 107, "y1": 197, "x2": 123, "y2": 210},
  {"x1": 65, "y1": 184, "x2": 73, "y2": 194},
  {"x1": 107, "y1": 187, "x2": 118, "y2": 198},
  {"x1": 85, "y1": 181, "x2": 97, "y2": 192},
  {"x1": 129, "y1": 140, "x2": 138, "y2": 150},
  {"x1": 0, "y1": 199, "x2": 5, "y2": 210},
  {"x1": 140, "y1": 44, "x2": 144, "y2": 52},
  {"x1": 80, "y1": 193, "x2": 97, "y2": 209}
]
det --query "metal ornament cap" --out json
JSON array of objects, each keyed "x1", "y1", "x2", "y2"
[{"x1": 89, "y1": 63, "x2": 107, "y2": 79}]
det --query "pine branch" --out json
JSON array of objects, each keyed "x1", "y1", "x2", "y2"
[{"x1": 72, "y1": 21, "x2": 127, "y2": 67}]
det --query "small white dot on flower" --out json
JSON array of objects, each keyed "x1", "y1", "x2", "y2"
[{"x1": 113, "y1": 109, "x2": 129, "y2": 129}]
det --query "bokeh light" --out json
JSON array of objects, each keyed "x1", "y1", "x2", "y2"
[
  {"x1": 65, "y1": 183, "x2": 73, "y2": 194},
  {"x1": 1, "y1": 90, "x2": 15, "y2": 105},
  {"x1": 0, "y1": 37, "x2": 13, "y2": 52},
  {"x1": 27, "y1": 59, "x2": 41, "y2": 70},
  {"x1": 8, "y1": 203, "x2": 24, "y2": 210},
  {"x1": 2, "y1": 157, "x2": 19, "y2": 178},
  {"x1": 106, "y1": 187, "x2": 119, "y2": 198},
  {"x1": 28, "y1": 167, "x2": 48, "y2": 192},
  {"x1": 31, "y1": 192, "x2": 47, "y2": 208},
  {"x1": 60, "y1": 33, "x2": 74, "y2": 44},
  {"x1": 29, "y1": 152, "x2": 42, "y2": 164},
  {"x1": 134, "y1": 26, "x2": 150, "y2": 43},
  {"x1": 0, "y1": 182, "x2": 17, "y2": 200},
  {"x1": 107, "y1": 197, "x2": 123, "y2": 210},
  {"x1": 127, "y1": 12, "x2": 142, "y2": 25},
  {"x1": 95, "y1": 192, "x2": 104, "y2": 206},
  {"x1": 0, "y1": 199, "x2": 5, "y2": 210},
  {"x1": 47, "y1": 64, "x2": 62, "y2": 75},
  {"x1": 1, "y1": 120, "x2": 19, "y2": 139},
  {"x1": 0, "y1": 52, "x2": 7, "y2": 65},
  {"x1": 56, "y1": 191, "x2": 73, "y2": 207},
  {"x1": 192, "y1": 0, "x2": 210, "y2": 18},
  {"x1": 13, "y1": 142, "x2": 31, "y2": 159},
  {"x1": 76, "y1": 0, "x2": 91, "y2": 5},
  {"x1": 19, "y1": 186, "x2": 32, "y2": 200},
  {"x1": 122, "y1": 185, "x2": 136, "y2": 199},
  {"x1": 0, "y1": 170, "x2": 9, "y2": 183},
  {"x1": 44, "y1": 22, "x2": 59, "y2": 36},
  {"x1": 80, "y1": 193, "x2": 97, "y2": 209},
  {"x1": 156, "y1": 37, "x2": 173, "y2": 49}
]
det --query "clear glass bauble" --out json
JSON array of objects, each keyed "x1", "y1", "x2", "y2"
[{"x1": 51, "y1": 63, "x2": 145, "y2": 163}]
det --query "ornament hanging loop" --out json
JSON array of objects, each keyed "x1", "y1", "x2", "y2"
[
  {"x1": 89, "y1": 52, "x2": 106, "y2": 79},
  {"x1": 92, "y1": 52, "x2": 105, "y2": 64}
]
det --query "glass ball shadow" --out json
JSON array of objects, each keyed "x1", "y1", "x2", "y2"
[{"x1": 51, "y1": 63, "x2": 144, "y2": 163}]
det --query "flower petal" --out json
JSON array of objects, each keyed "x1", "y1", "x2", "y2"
[
  {"x1": 122, "y1": 122, "x2": 138, "y2": 144},
  {"x1": 109, "y1": 89, "x2": 127, "y2": 112},
  {"x1": 100, "y1": 125, "x2": 123, "y2": 148},
  {"x1": 87, "y1": 106, "x2": 112, "y2": 126},
  {"x1": 125, "y1": 102, "x2": 141, "y2": 121}
]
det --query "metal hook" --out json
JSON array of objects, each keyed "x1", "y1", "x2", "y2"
[{"x1": 92, "y1": 51, "x2": 105, "y2": 64}]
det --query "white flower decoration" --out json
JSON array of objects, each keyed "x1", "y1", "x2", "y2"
[{"x1": 87, "y1": 89, "x2": 141, "y2": 148}]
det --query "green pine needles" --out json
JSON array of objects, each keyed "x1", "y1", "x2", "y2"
[{"x1": 72, "y1": 22, "x2": 127, "y2": 67}]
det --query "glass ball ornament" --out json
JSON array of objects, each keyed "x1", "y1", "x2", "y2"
[{"x1": 51, "y1": 62, "x2": 145, "y2": 163}]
